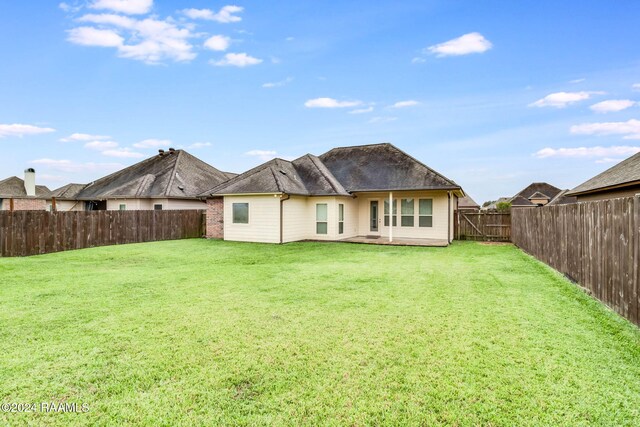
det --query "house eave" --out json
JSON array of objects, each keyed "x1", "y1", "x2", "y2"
[{"x1": 566, "y1": 180, "x2": 640, "y2": 197}]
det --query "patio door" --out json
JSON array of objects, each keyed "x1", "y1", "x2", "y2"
[{"x1": 370, "y1": 200, "x2": 378, "y2": 232}]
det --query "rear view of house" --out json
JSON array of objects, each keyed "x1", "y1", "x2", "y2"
[{"x1": 203, "y1": 143, "x2": 463, "y2": 245}]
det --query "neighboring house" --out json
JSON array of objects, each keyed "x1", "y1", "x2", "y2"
[
  {"x1": 566, "y1": 151, "x2": 640, "y2": 201},
  {"x1": 481, "y1": 197, "x2": 510, "y2": 211},
  {"x1": 457, "y1": 195, "x2": 480, "y2": 211},
  {"x1": 49, "y1": 183, "x2": 88, "y2": 211},
  {"x1": 0, "y1": 169, "x2": 51, "y2": 211},
  {"x1": 509, "y1": 182, "x2": 563, "y2": 208},
  {"x1": 202, "y1": 143, "x2": 463, "y2": 244},
  {"x1": 69, "y1": 148, "x2": 235, "y2": 211},
  {"x1": 546, "y1": 189, "x2": 577, "y2": 206}
]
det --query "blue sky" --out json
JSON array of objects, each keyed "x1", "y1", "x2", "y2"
[{"x1": 1, "y1": 0, "x2": 639, "y2": 203}]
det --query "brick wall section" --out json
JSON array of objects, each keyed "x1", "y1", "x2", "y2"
[
  {"x1": 7, "y1": 198, "x2": 48, "y2": 211},
  {"x1": 205, "y1": 197, "x2": 224, "y2": 239}
]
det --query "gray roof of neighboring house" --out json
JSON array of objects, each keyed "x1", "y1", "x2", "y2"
[
  {"x1": 318, "y1": 143, "x2": 460, "y2": 192},
  {"x1": 458, "y1": 195, "x2": 480, "y2": 209},
  {"x1": 509, "y1": 182, "x2": 562, "y2": 207},
  {"x1": 76, "y1": 150, "x2": 235, "y2": 200},
  {"x1": 0, "y1": 176, "x2": 51, "y2": 198},
  {"x1": 50, "y1": 183, "x2": 87, "y2": 200},
  {"x1": 203, "y1": 143, "x2": 461, "y2": 196},
  {"x1": 547, "y1": 189, "x2": 577, "y2": 206},
  {"x1": 528, "y1": 191, "x2": 550, "y2": 200},
  {"x1": 567, "y1": 151, "x2": 640, "y2": 196},
  {"x1": 205, "y1": 154, "x2": 350, "y2": 196}
]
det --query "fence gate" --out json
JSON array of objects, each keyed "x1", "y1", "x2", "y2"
[{"x1": 454, "y1": 211, "x2": 511, "y2": 242}]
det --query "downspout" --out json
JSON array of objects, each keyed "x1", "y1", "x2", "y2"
[
  {"x1": 447, "y1": 191, "x2": 452, "y2": 244},
  {"x1": 279, "y1": 193, "x2": 290, "y2": 244},
  {"x1": 389, "y1": 191, "x2": 393, "y2": 243}
]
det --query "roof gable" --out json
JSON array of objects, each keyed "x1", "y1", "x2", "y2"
[
  {"x1": 76, "y1": 150, "x2": 231, "y2": 199},
  {"x1": 318, "y1": 143, "x2": 460, "y2": 192},
  {"x1": 511, "y1": 182, "x2": 562, "y2": 201},
  {"x1": 567, "y1": 151, "x2": 640, "y2": 196}
]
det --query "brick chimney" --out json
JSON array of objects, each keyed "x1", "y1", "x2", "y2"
[{"x1": 24, "y1": 168, "x2": 36, "y2": 196}]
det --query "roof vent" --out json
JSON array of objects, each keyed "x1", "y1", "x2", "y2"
[
  {"x1": 279, "y1": 170, "x2": 287, "y2": 175},
  {"x1": 168, "y1": 147, "x2": 176, "y2": 154},
  {"x1": 178, "y1": 185, "x2": 185, "y2": 191},
  {"x1": 158, "y1": 149, "x2": 165, "y2": 156}
]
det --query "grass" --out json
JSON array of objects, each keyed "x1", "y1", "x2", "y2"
[{"x1": 1, "y1": 240, "x2": 639, "y2": 426}]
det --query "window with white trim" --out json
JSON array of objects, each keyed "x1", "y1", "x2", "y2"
[
  {"x1": 338, "y1": 203, "x2": 344, "y2": 234},
  {"x1": 401, "y1": 198, "x2": 414, "y2": 227},
  {"x1": 316, "y1": 203, "x2": 328, "y2": 234},
  {"x1": 232, "y1": 203, "x2": 249, "y2": 224},
  {"x1": 154, "y1": 204, "x2": 163, "y2": 210},
  {"x1": 119, "y1": 204, "x2": 126, "y2": 211},
  {"x1": 384, "y1": 199, "x2": 397, "y2": 226},
  {"x1": 419, "y1": 199, "x2": 433, "y2": 227}
]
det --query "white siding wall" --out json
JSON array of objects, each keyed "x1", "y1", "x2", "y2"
[
  {"x1": 165, "y1": 199, "x2": 207, "y2": 210},
  {"x1": 53, "y1": 200, "x2": 84, "y2": 211},
  {"x1": 103, "y1": 198, "x2": 205, "y2": 210},
  {"x1": 305, "y1": 196, "x2": 358, "y2": 241},
  {"x1": 106, "y1": 199, "x2": 150, "y2": 210},
  {"x1": 355, "y1": 191, "x2": 451, "y2": 240},
  {"x1": 224, "y1": 195, "x2": 281, "y2": 243},
  {"x1": 282, "y1": 196, "x2": 309, "y2": 243}
]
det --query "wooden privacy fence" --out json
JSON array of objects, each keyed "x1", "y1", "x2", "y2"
[
  {"x1": 0, "y1": 210, "x2": 205, "y2": 257},
  {"x1": 455, "y1": 211, "x2": 511, "y2": 241},
  {"x1": 512, "y1": 196, "x2": 640, "y2": 327}
]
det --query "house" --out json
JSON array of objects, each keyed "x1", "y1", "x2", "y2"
[
  {"x1": 202, "y1": 143, "x2": 463, "y2": 245},
  {"x1": 0, "y1": 169, "x2": 51, "y2": 211},
  {"x1": 509, "y1": 182, "x2": 563, "y2": 208},
  {"x1": 546, "y1": 189, "x2": 577, "y2": 206},
  {"x1": 481, "y1": 197, "x2": 510, "y2": 211},
  {"x1": 566, "y1": 151, "x2": 640, "y2": 201},
  {"x1": 457, "y1": 195, "x2": 480, "y2": 211},
  {"x1": 66, "y1": 148, "x2": 235, "y2": 211}
]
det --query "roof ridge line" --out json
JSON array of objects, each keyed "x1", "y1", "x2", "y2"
[{"x1": 165, "y1": 150, "x2": 182, "y2": 197}]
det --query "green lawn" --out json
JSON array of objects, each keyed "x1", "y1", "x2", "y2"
[{"x1": 1, "y1": 240, "x2": 639, "y2": 426}]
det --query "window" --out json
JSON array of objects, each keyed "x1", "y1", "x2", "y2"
[
  {"x1": 338, "y1": 203, "x2": 344, "y2": 234},
  {"x1": 232, "y1": 203, "x2": 249, "y2": 224},
  {"x1": 419, "y1": 199, "x2": 433, "y2": 227},
  {"x1": 119, "y1": 204, "x2": 126, "y2": 211},
  {"x1": 316, "y1": 203, "x2": 328, "y2": 234},
  {"x1": 401, "y1": 198, "x2": 414, "y2": 227},
  {"x1": 154, "y1": 204, "x2": 163, "y2": 210},
  {"x1": 384, "y1": 199, "x2": 397, "y2": 226}
]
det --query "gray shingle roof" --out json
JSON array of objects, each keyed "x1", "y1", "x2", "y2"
[
  {"x1": 204, "y1": 143, "x2": 460, "y2": 196},
  {"x1": 509, "y1": 182, "x2": 562, "y2": 206},
  {"x1": 567, "y1": 151, "x2": 640, "y2": 196},
  {"x1": 204, "y1": 154, "x2": 350, "y2": 196},
  {"x1": 50, "y1": 183, "x2": 87, "y2": 200},
  {"x1": 0, "y1": 176, "x2": 51, "y2": 198},
  {"x1": 76, "y1": 150, "x2": 234, "y2": 200},
  {"x1": 528, "y1": 191, "x2": 550, "y2": 200},
  {"x1": 547, "y1": 189, "x2": 577, "y2": 206},
  {"x1": 319, "y1": 143, "x2": 460, "y2": 192},
  {"x1": 458, "y1": 195, "x2": 480, "y2": 209}
]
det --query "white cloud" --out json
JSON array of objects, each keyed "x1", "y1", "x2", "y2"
[
  {"x1": 182, "y1": 6, "x2": 243, "y2": 23},
  {"x1": 304, "y1": 98, "x2": 362, "y2": 108},
  {"x1": 426, "y1": 32, "x2": 492, "y2": 57},
  {"x1": 570, "y1": 78, "x2": 586, "y2": 84},
  {"x1": 369, "y1": 116, "x2": 397, "y2": 124},
  {"x1": 534, "y1": 145, "x2": 640, "y2": 159},
  {"x1": 71, "y1": 14, "x2": 196, "y2": 64},
  {"x1": 132, "y1": 138, "x2": 171, "y2": 148},
  {"x1": 590, "y1": 99, "x2": 636, "y2": 113},
  {"x1": 0, "y1": 123, "x2": 56, "y2": 138},
  {"x1": 246, "y1": 149, "x2": 277, "y2": 161},
  {"x1": 30, "y1": 158, "x2": 123, "y2": 173},
  {"x1": 285, "y1": 37, "x2": 294, "y2": 41},
  {"x1": 67, "y1": 26, "x2": 124, "y2": 47},
  {"x1": 632, "y1": 83, "x2": 640, "y2": 91},
  {"x1": 102, "y1": 148, "x2": 145, "y2": 158},
  {"x1": 349, "y1": 106, "x2": 374, "y2": 114},
  {"x1": 595, "y1": 157, "x2": 625, "y2": 164},
  {"x1": 89, "y1": 0, "x2": 153, "y2": 15},
  {"x1": 84, "y1": 140, "x2": 119, "y2": 150},
  {"x1": 211, "y1": 53, "x2": 262, "y2": 67},
  {"x1": 529, "y1": 91, "x2": 603, "y2": 108},
  {"x1": 188, "y1": 142, "x2": 212, "y2": 149},
  {"x1": 411, "y1": 57, "x2": 426, "y2": 64},
  {"x1": 60, "y1": 133, "x2": 110, "y2": 142},
  {"x1": 204, "y1": 35, "x2": 231, "y2": 51},
  {"x1": 262, "y1": 77, "x2": 293, "y2": 88},
  {"x1": 391, "y1": 100, "x2": 419, "y2": 108},
  {"x1": 570, "y1": 119, "x2": 640, "y2": 140}
]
